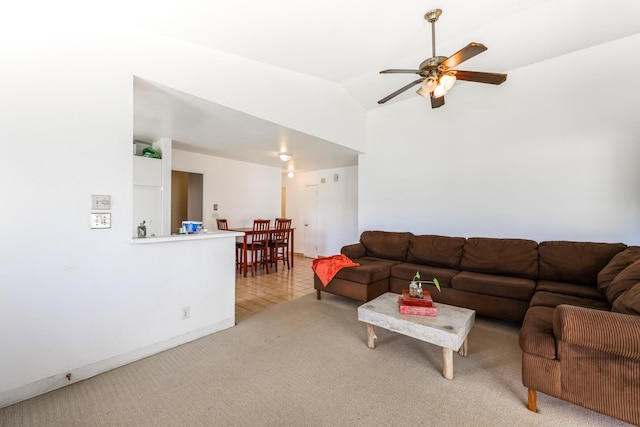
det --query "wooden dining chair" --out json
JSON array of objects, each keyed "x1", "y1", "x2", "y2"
[
  {"x1": 217, "y1": 218, "x2": 243, "y2": 271},
  {"x1": 246, "y1": 219, "x2": 271, "y2": 276},
  {"x1": 269, "y1": 218, "x2": 292, "y2": 272}
]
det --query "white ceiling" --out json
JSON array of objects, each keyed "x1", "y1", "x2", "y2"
[
  {"x1": 133, "y1": 78, "x2": 361, "y2": 172},
  {"x1": 129, "y1": 0, "x2": 640, "y2": 172}
]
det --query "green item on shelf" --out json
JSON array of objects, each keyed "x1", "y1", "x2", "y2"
[{"x1": 141, "y1": 147, "x2": 161, "y2": 159}]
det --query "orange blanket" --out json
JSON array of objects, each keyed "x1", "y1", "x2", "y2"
[{"x1": 312, "y1": 254, "x2": 360, "y2": 287}]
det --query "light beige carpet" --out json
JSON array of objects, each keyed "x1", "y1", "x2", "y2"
[{"x1": 0, "y1": 293, "x2": 633, "y2": 426}]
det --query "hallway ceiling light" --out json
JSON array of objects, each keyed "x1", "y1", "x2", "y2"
[{"x1": 278, "y1": 152, "x2": 292, "y2": 161}]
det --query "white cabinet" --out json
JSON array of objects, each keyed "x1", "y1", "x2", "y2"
[
  {"x1": 133, "y1": 156, "x2": 163, "y2": 237},
  {"x1": 133, "y1": 156, "x2": 162, "y2": 187},
  {"x1": 133, "y1": 187, "x2": 162, "y2": 237},
  {"x1": 132, "y1": 139, "x2": 172, "y2": 238}
]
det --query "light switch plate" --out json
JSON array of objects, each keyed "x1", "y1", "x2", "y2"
[
  {"x1": 90, "y1": 213, "x2": 111, "y2": 229},
  {"x1": 92, "y1": 194, "x2": 111, "y2": 210}
]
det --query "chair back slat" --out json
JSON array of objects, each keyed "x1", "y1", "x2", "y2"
[
  {"x1": 252, "y1": 219, "x2": 271, "y2": 243},
  {"x1": 273, "y1": 218, "x2": 292, "y2": 241},
  {"x1": 216, "y1": 219, "x2": 229, "y2": 230}
]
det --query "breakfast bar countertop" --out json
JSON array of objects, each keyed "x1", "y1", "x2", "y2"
[{"x1": 131, "y1": 230, "x2": 244, "y2": 244}]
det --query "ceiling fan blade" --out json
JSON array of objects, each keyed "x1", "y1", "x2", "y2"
[
  {"x1": 380, "y1": 69, "x2": 422, "y2": 74},
  {"x1": 430, "y1": 94, "x2": 445, "y2": 109},
  {"x1": 441, "y1": 42, "x2": 487, "y2": 69},
  {"x1": 453, "y1": 70, "x2": 507, "y2": 85},
  {"x1": 377, "y1": 78, "x2": 424, "y2": 104}
]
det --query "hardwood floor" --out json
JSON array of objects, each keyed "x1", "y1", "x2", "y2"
[{"x1": 235, "y1": 254, "x2": 315, "y2": 317}]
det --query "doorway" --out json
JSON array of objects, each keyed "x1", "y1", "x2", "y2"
[
  {"x1": 171, "y1": 170, "x2": 203, "y2": 232},
  {"x1": 304, "y1": 185, "x2": 318, "y2": 258}
]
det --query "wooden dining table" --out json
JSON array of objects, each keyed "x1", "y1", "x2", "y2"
[{"x1": 228, "y1": 227, "x2": 295, "y2": 277}]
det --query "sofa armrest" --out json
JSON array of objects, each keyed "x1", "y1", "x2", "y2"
[
  {"x1": 341, "y1": 243, "x2": 366, "y2": 259},
  {"x1": 553, "y1": 304, "x2": 640, "y2": 360}
]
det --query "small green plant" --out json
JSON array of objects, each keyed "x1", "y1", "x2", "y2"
[{"x1": 413, "y1": 271, "x2": 441, "y2": 292}]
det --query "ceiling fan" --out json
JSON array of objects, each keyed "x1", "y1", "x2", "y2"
[{"x1": 378, "y1": 9, "x2": 507, "y2": 108}]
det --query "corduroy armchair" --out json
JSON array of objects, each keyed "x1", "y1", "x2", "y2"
[{"x1": 520, "y1": 304, "x2": 640, "y2": 425}]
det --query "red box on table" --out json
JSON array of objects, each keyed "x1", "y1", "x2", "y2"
[{"x1": 398, "y1": 289, "x2": 437, "y2": 316}]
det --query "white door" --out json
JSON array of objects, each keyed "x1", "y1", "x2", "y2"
[{"x1": 304, "y1": 185, "x2": 318, "y2": 258}]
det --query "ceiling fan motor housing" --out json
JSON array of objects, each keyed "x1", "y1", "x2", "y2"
[{"x1": 419, "y1": 56, "x2": 447, "y2": 74}]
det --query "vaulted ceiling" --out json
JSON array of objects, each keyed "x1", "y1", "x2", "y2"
[{"x1": 130, "y1": 0, "x2": 640, "y2": 172}]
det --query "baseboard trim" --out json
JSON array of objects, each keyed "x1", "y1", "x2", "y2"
[{"x1": 0, "y1": 317, "x2": 235, "y2": 409}]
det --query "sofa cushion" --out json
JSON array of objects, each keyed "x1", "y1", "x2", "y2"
[
  {"x1": 451, "y1": 271, "x2": 535, "y2": 301},
  {"x1": 406, "y1": 234, "x2": 465, "y2": 269},
  {"x1": 360, "y1": 231, "x2": 413, "y2": 261},
  {"x1": 535, "y1": 280, "x2": 606, "y2": 301},
  {"x1": 606, "y1": 259, "x2": 640, "y2": 305},
  {"x1": 332, "y1": 257, "x2": 399, "y2": 284},
  {"x1": 538, "y1": 241, "x2": 626, "y2": 286},
  {"x1": 612, "y1": 283, "x2": 640, "y2": 315},
  {"x1": 519, "y1": 306, "x2": 557, "y2": 359},
  {"x1": 390, "y1": 262, "x2": 457, "y2": 288},
  {"x1": 460, "y1": 237, "x2": 538, "y2": 279},
  {"x1": 341, "y1": 243, "x2": 366, "y2": 259},
  {"x1": 597, "y1": 246, "x2": 640, "y2": 295},
  {"x1": 529, "y1": 291, "x2": 610, "y2": 310}
]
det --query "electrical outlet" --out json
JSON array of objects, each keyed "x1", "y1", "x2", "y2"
[
  {"x1": 90, "y1": 213, "x2": 111, "y2": 229},
  {"x1": 182, "y1": 306, "x2": 190, "y2": 320}
]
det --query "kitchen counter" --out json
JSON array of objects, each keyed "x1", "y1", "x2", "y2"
[{"x1": 131, "y1": 230, "x2": 244, "y2": 244}]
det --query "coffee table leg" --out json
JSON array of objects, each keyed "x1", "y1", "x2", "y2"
[
  {"x1": 442, "y1": 347, "x2": 454, "y2": 380},
  {"x1": 458, "y1": 338, "x2": 468, "y2": 357},
  {"x1": 366, "y1": 323, "x2": 377, "y2": 349}
]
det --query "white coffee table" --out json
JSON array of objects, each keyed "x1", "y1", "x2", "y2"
[{"x1": 357, "y1": 292, "x2": 475, "y2": 380}]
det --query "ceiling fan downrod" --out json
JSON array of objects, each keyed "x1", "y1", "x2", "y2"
[{"x1": 424, "y1": 9, "x2": 442, "y2": 58}]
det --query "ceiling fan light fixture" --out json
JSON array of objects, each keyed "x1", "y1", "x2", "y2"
[
  {"x1": 433, "y1": 84, "x2": 447, "y2": 98},
  {"x1": 416, "y1": 77, "x2": 437, "y2": 98},
  {"x1": 278, "y1": 152, "x2": 292, "y2": 162},
  {"x1": 440, "y1": 74, "x2": 457, "y2": 91}
]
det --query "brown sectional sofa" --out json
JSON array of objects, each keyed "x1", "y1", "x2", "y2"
[
  {"x1": 315, "y1": 231, "x2": 622, "y2": 323},
  {"x1": 313, "y1": 231, "x2": 640, "y2": 425}
]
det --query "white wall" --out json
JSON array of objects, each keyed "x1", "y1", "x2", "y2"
[
  {"x1": 172, "y1": 150, "x2": 282, "y2": 229},
  {"x1": 286, "y1": 166, "x2": 359, "y2": 256},
  {"x1": 362, "y1": 34, "x2": 640, "y2": 245},
  {"x1": 0, "y1": 12, "x2": 363, "y2": 406}
]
